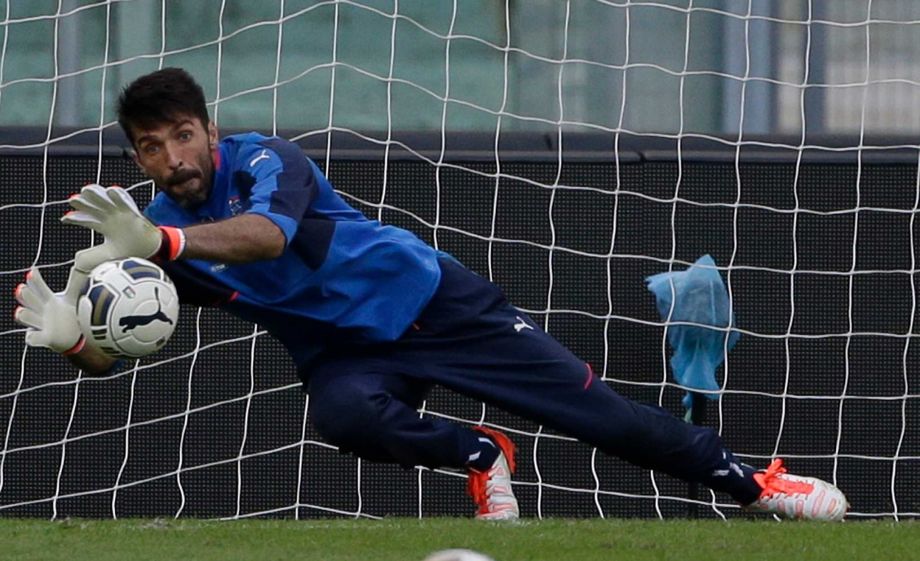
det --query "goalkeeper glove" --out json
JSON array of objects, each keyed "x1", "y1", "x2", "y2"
[
  {"x1": 61, "y1": 184, "x2": 186, "y2": 274},
  {"x1": 13, "y1": 267, "x2": 85, "y2": 355}
]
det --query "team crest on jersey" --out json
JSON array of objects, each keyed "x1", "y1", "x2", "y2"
[{"x1": 228, "y1": 195, "x2": 243, "y2": 216}]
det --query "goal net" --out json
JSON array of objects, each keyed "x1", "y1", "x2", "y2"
[{"x1": 1, "y1": 0, "x2": 918, "y2": 520}]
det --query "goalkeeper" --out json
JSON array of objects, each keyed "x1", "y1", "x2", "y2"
[{"x1": 14, "y1": 68, "x2": 847, "y2": 521}]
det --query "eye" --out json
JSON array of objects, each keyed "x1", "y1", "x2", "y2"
[
  {"x1": 142, "y1": 144, "x2": 160, "y2": 155},
  {"x1": 178, "y1": 131, "x2": 193, "y2": 141}
]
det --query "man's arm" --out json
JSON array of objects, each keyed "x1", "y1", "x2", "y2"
[
  {"x1": 67, "y1": 343, "x2": 118, "y2": 376},
  {"x1": 62, "y1": 185, "x2": 289, "y2": 272},
  {"x1": 180, "y1": 214, "x2": 285, "y2": 263}
]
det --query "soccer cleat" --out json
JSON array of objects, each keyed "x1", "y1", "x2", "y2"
[
  {"x1": 747, "y1": 458, "x2": 848, "y2": 521},
  {"x1": 467, "y1": 426, "x2": 519, "y2": 520}
]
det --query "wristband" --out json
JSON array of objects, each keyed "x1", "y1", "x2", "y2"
[
  {"x1": 157, "y1": 226, "x2": 186, "y2": 261},
  {"x1": 62, "y1": 335, "x2": 86, "y2": 356}
]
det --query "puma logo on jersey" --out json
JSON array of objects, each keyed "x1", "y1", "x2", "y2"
[
  {"x1": 513, "y1": 316, "x2": 534, "y2": 332},
  {"x1": 711, "y1": 462, "x2": 745, "y2": 478},
  {"x1": 228, "y1": 195, "x2": 243, "y2": 216},
  {"x1": 249, "y1": 149, "x2": 270, "y2": 167}
]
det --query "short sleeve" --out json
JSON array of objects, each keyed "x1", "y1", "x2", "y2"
[{"x1": 238, "y1": 138, "x2": 317, "y2": 245}]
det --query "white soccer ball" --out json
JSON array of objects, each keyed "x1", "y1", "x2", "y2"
[
  {"x1": 76, "y1": 258, "x2": 179, "y2": 358},
  {"x1": 423, "y1": 550, "x2": 496, "y2": 561}
]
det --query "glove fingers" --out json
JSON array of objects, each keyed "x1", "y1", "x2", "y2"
[
  {"x1": 24, "y1": 329, "x2": 50, "y2": 349},
  {"x1": 61, "y1": 211, "x2": 104, "y2": 229},
  {"x1": 26, "y1": 267, "x2": 54, "y2": 300},
  {"x1": 14, "y1": 306, "x2": 43, "y2": 330},
  {"x1": 13, "y1": 283, "x2": 27, "y2": 306},
  {"x1": 108, "y1": 187, "x2": 142, "y2": 214},
  {"x1": 14, "y1": 283, "x2": 43, "y2": 310},
  {"x1": 77, "y1": 184, "x2": 116, "y2": 211},
  {"x1": 62, "y1": 267, "x2": 89, "y2": 305},
  {"x1": 73, "y1": 244, "x2": 116, "y2": 274},
  {"x1": 67, "y1": 195, "x2": 107, "y2": 216}
]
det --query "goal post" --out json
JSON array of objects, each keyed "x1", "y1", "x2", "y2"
[{"x1": 1, "y1": 0, "x2": 919, "y2": 520}]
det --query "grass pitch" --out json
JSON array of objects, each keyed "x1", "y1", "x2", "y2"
[{"x1": 1, "y1": 517, "x2": 915, "y2": 561}]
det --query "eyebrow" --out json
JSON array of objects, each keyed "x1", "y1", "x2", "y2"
[{"x1": 135, "y1": 119, "x2": 195, "y2": 146}]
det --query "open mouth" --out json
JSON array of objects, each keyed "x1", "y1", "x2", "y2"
[{"x1": 169, "y1": 171, "x2": 200, "y2": 188}]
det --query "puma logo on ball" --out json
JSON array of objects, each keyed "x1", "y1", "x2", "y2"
[{"x1": 119, "y1": 287, "x2": 174, "y2": 332}]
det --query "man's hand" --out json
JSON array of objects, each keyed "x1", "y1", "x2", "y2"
[
  {"x1": 13, "y1": 267, "x2": 85, "y2": 355},
  {"x1": 61, "y1": 184, "x2": 185, "y2": 274}
]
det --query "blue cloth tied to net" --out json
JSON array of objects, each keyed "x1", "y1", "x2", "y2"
[{"x1": 645, "y1": 255, "x2": 740, "y2": 412}]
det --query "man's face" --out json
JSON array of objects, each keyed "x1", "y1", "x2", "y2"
[{"x1": 131, "y1": 116, "x2": 218, "y2": 209}]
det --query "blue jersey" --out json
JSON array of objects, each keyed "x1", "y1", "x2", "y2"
[{"x1": 144, "y1": 132, "x2": 442, "y2": 366}]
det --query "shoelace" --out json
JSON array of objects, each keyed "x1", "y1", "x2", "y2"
[
  {"x1": 753, "y1": 458, "x2": 814, "y2": 499},
  {"x1": 467, "y1": 468, "x2": 490, "y2": 514}
]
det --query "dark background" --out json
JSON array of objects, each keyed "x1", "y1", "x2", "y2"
[{"x1": 0, "y1": 132, "x2": 917, "y2": 519}]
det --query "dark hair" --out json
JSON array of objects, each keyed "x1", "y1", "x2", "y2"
[{"x1": 117, "y1": 67, "x2": 210, "y2": 144}]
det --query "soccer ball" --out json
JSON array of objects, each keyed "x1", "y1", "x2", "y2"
[
  {"x1": 77, "y1": 258, "x2": 179, "y2": 358},
  {"x1": 423, "y1": 551, "x2": 495, "y2": 561}
]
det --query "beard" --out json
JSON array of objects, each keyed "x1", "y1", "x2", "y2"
[{"x1": 160, "y1": 151, "x2": 214, "y2": 209}]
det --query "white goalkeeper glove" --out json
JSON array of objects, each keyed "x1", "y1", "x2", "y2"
[
  {"x1": 61, "y1": 184, "x2": 186, "y2": 275},
  {"x1": 13, "y1": 267, "x2": 86, "y2": 355}
]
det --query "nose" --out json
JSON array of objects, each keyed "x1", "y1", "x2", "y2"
[{"x1": 164, "y1": 142, "x2": 183, "y2": 170}]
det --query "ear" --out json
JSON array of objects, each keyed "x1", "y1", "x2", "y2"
[
  {"x1": 208, "y1": 122, "x2": 218, "y2": 147},
  {"x1": 129, "y1": 148, "x2": 142, "y2": 170}
]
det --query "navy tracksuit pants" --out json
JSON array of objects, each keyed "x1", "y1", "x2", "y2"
[{"x1": 307, "y1": 257, "x2": 762, "y2": 504}]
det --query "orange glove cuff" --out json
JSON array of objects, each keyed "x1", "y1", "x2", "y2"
[{"x1": 157, "y1": 226, "x2": 186, "y2": 261}]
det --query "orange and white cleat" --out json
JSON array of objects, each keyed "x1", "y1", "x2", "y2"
[
  {"x1": 467, "y1": 427, "x2": 519, "y2": 520},
  {"x1": 747, "y1": 458, "x2": 848, "y2": 521}
]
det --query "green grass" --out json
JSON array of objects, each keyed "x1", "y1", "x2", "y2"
[{"x1": 1, "y1": 518, "x2": 916, "y2": 561}]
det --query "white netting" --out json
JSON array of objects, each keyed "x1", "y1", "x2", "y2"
[{"x1": 1, "y1": 0, "x2": 919, "y2": 520}]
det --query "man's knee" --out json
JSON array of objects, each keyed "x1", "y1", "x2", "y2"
[{"x1": 310, "y1": 385, "x2": 391, "y2": 448}]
